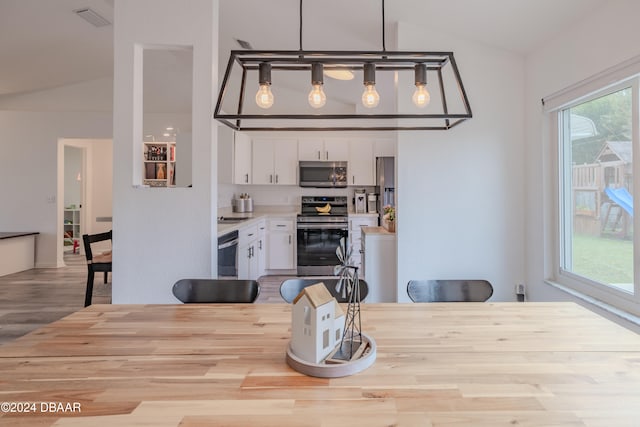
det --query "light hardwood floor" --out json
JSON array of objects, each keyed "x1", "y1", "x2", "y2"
[{"x1": 0, "y1": 253, "x2": 291, "y2": 346}]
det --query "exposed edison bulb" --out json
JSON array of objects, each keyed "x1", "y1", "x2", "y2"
[
  {"x1": 361, "y1": 84, "x2": 380, "y2": 108},
  {"x1": 412, "y1": 84, "x2": 431, "y2": 108},
  {"x1": 255, "y1": 84, "x2": 274, "y2": 109},
  {"x1": 308, "y1": 84, "x2": 326, "y2": 108}
]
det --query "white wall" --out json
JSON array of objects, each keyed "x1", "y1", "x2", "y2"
[
  {"x1": 0, "y1": 111, "x2": 112, "y2": 268},
  {"x1": 395, "y1": 22, "x2": 525, "y2": 302},
  {"x1": 64, "y1": 146, "x2": 82, "y2": 208},
  {"x1": 112, "y1": 0, "x2": 218, "y2": 303},
  {"x1": 0, "y1": 78, "x2": 112, "y2": 112},
  {"x1": 525, "y1": 0, "x2": 640, "y2": 300},
  {"x1": 524, "y1": 0, "x2": 640, "y2": 331}
]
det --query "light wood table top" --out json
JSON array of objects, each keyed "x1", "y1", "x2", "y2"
[{"x1": 1, "y1": 302, "x2": 639, "y2": 426}]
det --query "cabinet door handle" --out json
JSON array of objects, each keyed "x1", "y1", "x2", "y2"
[
  {"x1": 276, "y1": 224, "x2": 286, "y2": 227},
  {"x1": 352, "y1": 175, "x2": 355, "y2": 184},
  {"x1": 269, "y1": 174, "x2": 273, "y2": 183},
  {"x1": 247, "y1": 247, "x2": 252, "y2": 258},
  {"x1": 275, "y1": 174, "x2": 279, "y2": 184},
  {"x1": 245, "y1": 173, "x2": 248, "y2": 183},
  {"x1": 288, "y1": 235, "x2": 292, "y2": 245},
  {"x1": 259, "y1": 240, "x2": 262, "y2": 250},
  {"x1": 325, "y1": 151, "x2": 329, "y2": 160},
  {"x1": 317, "y1": 150, "x2": 321, "y2": 160}
]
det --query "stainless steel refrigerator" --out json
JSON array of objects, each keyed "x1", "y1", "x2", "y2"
[{"x1": 375, "y1": 157, "x2": 395, "y2": 223}]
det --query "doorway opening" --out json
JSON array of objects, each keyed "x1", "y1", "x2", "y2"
[{"x1": 57, "y1": 138, "x2": 113, "y2": 267}]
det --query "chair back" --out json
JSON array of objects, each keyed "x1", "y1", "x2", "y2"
[
  {"x1": 280, "y1": 278, "x2": 369, "y2": 303},
  {"x1": 172, "y1": 279, "x2": 260, "y2": 303},
  {"x1": 407, "y1": 280, "x2": 493, "y2": 302},
  {"x1": 82, "y1": 230, "x2": 112, "y2": 263}
]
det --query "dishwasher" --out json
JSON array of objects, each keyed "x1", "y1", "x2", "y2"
[{"x1": 217, "y1": 230, "x2": 239, "y2": 278}]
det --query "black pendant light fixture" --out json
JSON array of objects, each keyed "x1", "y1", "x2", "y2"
[{"x1": 214, "y1": 0, "x2": 472, "y2": 131}]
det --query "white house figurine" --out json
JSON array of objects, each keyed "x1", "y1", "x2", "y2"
[{"x1": 291, "y1": 283, "x2": 346, "y2": 364}]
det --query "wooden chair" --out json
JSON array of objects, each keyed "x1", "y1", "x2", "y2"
[
  {"x1": 280, "y1": 278, "x2": 369, "y2": 303},
  {"x1": 82, "y1": 230, "x2": 112, "y2": 307},
  {"x1": 172, "y1": 279, "x2": 260, "y2": 303},
  {"x1": 407, "y1": 280, "x2": 493, "y2": 303}
]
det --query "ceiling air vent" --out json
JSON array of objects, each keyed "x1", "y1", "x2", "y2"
[
  {"x1": 73, "y1": 8, "x2": 111, "y2": 27},
  {"x1": 235, "y1": 39, "x2": 253, "y2": 50}
]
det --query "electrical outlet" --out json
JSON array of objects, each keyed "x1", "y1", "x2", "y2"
[{"x1": 46, "y1": 195, "x2": 56, "y2": 203}]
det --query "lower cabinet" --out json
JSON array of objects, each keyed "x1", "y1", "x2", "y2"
[
  {"x1": 348, "y1": 214, "x2": 378, "y2": 274},
  {"x1": 362, "y1": 227, "x2": 397, "y2": 303},
  {"x1": 267, "y1": 218, "x2": 295, "y2": 270},
  {"x1": 237, "y1": 223, "x2": 259, "y2": 280},
  {"x1": 256, "y1": 220, "x2": 267, "y2": 278}
]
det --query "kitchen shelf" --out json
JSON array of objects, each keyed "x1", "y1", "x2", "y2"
[{"x1": 143, "y1": 142, "x2": 176, "y2": 187}]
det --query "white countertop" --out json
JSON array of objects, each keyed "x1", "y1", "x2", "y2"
[
  {"x1": 348, "y1": 212, "x2": 379, "y2": 217},
  {"x1": 361, "y1": 226, "x2": 396, "y2": 236},
  {"x1": 217, "y1": 207, "x2": 298, "y2": 236}
]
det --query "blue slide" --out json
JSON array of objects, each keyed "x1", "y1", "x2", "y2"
[{"x1": 605, "y1": 187, "x2": 633, "y2": 217}]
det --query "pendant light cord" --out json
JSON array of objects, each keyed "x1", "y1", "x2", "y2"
[
  {"x1": 299, "y1": 0, "x2": 303, "y2": 51},
  {"x1": 382, "y1": 0, "x2": 386, "y2": 52}
]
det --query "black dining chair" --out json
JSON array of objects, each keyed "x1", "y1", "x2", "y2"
[
  {"x1": 82, "y1": 230, "x2": 112, "y2": 307},
  {"x1": 407, "y1": 280, "x2": 493, "y2": 303},
  {"x1": 172, "y1": 279, "x2": 260, "y2": 303},
  {"x1": 279, "y1": 278, "x2": 369, "y2": 303}
]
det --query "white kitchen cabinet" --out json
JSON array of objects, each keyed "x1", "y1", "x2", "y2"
[
  {"x1": 298, "y1": 138, "x2": 348, "y2": 161},
  {"x1": 362, "y1": 226, "x2": 397, "y2": 302},
  {"x1": 267, "y1": 218, "x2": 295, "y2": 270},
  {"x1": 252, "y1": 138, "x2": 298, "y2": 185},
  {"x1": 256, "y1": 219, "x2": 267, "y2": 278},
  {"x1": 238, "y1": 223, "x2": 259, "y2": 280},
  {"x1": 233, "y1": 131, "x2": 252, "y2": 184},
  {"x1": 348, "y1": 139, "x2": 375, "y2": 185},
  {"x1": 348, "y1": 214, "x2": 378, "y2": 273},
  {"x1": 374, "y1": 138, "x2": 396, "y2": 158}
]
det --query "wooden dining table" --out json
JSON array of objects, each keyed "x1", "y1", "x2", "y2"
[{"x1": 1, "y1": 302, "x2": 639, "y2": 426}]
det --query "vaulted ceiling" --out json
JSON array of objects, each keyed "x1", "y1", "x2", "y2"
[{"x1": 0, "y1": 0, "x2": 606, "y2": 98}]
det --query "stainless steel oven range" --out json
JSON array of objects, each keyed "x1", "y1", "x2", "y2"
[{"x1": 296, "y1": 196, "x2": 348, "y2": 275}]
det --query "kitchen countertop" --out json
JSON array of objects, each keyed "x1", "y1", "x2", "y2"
[
  {"x1": 217, "y1": 207, "x2": 298, "y2": 236},
  {"x1": 0, "y1": 232, "x2": 39, "y2": 240},
  {"x1": 216, "y1": 209, "x2": 379, "y2": 236},
  {"x1": 348, "y1": 212, "x2": 379, "y2": 217},
  {"x1": 361, "y1": 226, "x2": 396, "y2": 236}
]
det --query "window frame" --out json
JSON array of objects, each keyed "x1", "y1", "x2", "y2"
[{"x1": 551, "y1": 77, "x2": 640, "y2": 317}]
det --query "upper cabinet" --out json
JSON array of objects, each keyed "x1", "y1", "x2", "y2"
[
  {"x1": 252, "y1": 138, "x2": 298, "y2": 185},
  {"x1": 217, "y1": 128, "x2": 252, "y2": 185},
  {"x1": 234, "y1": 132, "x2": 252, "y2": 184},
  {"x1": 374, "y1": 138, "x2": 396, "y2": 158},
  {"x1": 298, "y1": 138, "x2": 348, "y2": 161},
  {"x1": 348, "y1": 139, "x2": 374, "y2": 186}
]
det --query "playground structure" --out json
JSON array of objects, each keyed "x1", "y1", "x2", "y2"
[{"x1": 572, "y1": 141, "x2": 632, "y2": 238}]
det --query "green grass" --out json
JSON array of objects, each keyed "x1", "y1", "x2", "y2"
[{"x1": 571, "y1": 234, "x2": 633, "y2": 285}]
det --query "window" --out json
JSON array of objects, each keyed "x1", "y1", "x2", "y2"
[{"x1": 554, "y1": 76, "x2": 639, "y2": 314}]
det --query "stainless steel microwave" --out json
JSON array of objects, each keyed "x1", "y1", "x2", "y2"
[{"x1": 299, "y1": 161, "x2": 348, "y2": 188}]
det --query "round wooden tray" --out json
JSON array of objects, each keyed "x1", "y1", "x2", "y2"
[{"x1": 285, "y1": 333, "x2": 377, "y2": 378}]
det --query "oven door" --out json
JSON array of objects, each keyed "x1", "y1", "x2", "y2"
[{"x1": 296, "y1": 223, "x2": 348, "y2": 275}]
